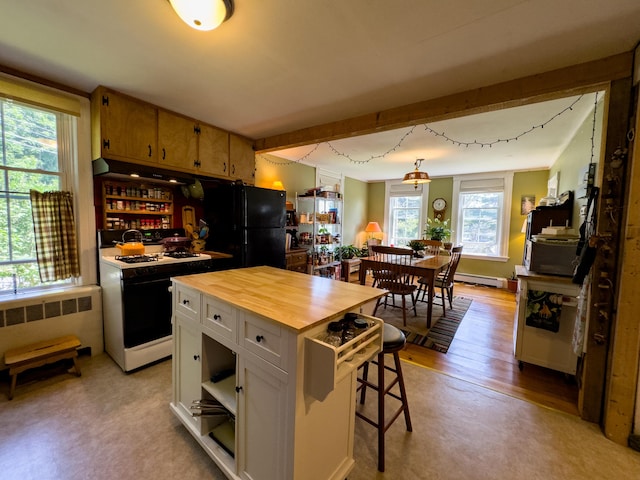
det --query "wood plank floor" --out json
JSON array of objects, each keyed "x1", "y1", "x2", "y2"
[{"x1": 350, "y1": 273, "x2": 579, "y2": 416}]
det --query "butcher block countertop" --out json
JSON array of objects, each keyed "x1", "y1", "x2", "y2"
[{"x1": 173, "y1": 266, "x2": 385, "y2": 333}]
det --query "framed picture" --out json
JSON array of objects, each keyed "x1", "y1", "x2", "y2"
[{"x1": 521, "y1": 195, "x2": 535, "y2": 215}]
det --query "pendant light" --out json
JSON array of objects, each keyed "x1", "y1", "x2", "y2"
[
  {"x1": 169, "y1": 0, "x2": 234, "y2": 31},
  {"x1": 402, "y1": 158, "x2": 431, "y2": 189}
]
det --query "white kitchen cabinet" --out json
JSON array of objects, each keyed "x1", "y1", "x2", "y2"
[
  {"x1": 170, "y1": 267, "x2": 384, "y2": 480},
  {"x1": 237, "y1": 353, "x2": 288, "y2": 480},
  {"x1": 173, "y1": 313, "x2": 201, "y2": 431},
  {"x1": 514, "y1": 265, "x2": 580, "y2": 375}
]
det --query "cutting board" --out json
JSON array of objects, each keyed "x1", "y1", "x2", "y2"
[{"x1": 182, "y1": 206, "x2": 196, "y2": 231}]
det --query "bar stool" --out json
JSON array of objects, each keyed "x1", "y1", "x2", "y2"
[{"x1": 356, "y1": 323, "x2": 412, "y2": 472}]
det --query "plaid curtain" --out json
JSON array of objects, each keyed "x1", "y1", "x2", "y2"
[{"x1": 29, "y1": 190, "x2": 81, "y2": 282}]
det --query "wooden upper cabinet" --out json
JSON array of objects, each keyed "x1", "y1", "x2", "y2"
[
  {"x1": 196, "y1": 123, "x2": 229, "y2": 177},
  {"x1": 91, "y1": 87, "x2": 158, "y2": 164},
  {"x1": 229, "y1": 134, "x2": 256, "y2": 185},
  {"x1": 158, "y1": 110, "x2": 198, "y2": 171},
  {"x1": 91, "y1": 86, "x2": 255, "y2": 183}
]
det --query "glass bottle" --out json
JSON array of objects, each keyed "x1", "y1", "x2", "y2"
[{"x1": 324, "y1": 322, "x2": 343, "y2": 347}]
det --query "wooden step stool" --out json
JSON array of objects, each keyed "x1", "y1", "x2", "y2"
[{"x1": 4, "y1": 335, "x2": 81, "y2": 400}]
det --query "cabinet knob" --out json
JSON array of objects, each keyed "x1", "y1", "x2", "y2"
[
  {"x1": 162, "y1": 148, "x2": 166, "y2": 160},
  {"x1": 193, "y1": 354, "x2": 200, "y2": 361},
  {"x1": 213, "y1": 314, "x2": 221, "y2": 321},
  {"x1": 182, "y1": 299, "x2": 189, "y2": 305},
  {"x1": 256, "y1": 335, "x2": 264, "y2": 343},
  {"x1": 148, "y1": 145, "x2": 152, "y2": 157},
  {"x1": 235, "y1": 386, "x2": 243, "y2": 393}
]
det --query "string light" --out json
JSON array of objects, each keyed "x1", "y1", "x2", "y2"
[
  {"x1": 424, "y1": 95, "x2": 584, "y2": 148},
  {"x1": 258, "y1": 95, "x2": 587, "y2": 166}
]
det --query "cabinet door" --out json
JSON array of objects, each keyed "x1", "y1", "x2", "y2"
[
  {"x1": 97, "y1": 89, "x2": 158, "y2": 164},
  {"x1": 229, "y1": 134, "x2": 255, "y2": 185},
  {"x1": 197, "y1": 123, "x2": 230, "y2": 177},
  {"x1": 237, "y1": 355, "x2": 288, "y2": 480},
  {"x1": 174, "y1": 315, "x2": 202, "y2": 431},
  {"x1": 158, "y1": 110, "x2": 198, "y2": 171}
]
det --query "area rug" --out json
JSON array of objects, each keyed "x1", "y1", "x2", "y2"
[{"x1": 372, "y1": 295, "x2": 472, "y2": 353}]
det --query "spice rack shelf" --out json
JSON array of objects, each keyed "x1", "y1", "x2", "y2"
[
  {"x1": 304, "y1": 314, "x2": 383, "y2": 401},
  {"x1": 101, "y1": 181, "x2": 174, "y2": 230}
]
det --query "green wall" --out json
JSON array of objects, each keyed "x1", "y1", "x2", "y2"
[
  {"x1": 342, "y1": 177, "x2": 368, "y2": 247},
  {"x1": 550, "y1": 95, "x2": 604, "y2": 224},
  {"x1": 254, "y1": 154, "x2": 315, "y2": 203},
  {"x1": 426, "y1": 177, "x2": 453, "y2": 221}
]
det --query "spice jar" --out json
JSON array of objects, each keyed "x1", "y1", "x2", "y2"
[{"x1": 324, "y1": 322, "x2": 343, "y2": 347}]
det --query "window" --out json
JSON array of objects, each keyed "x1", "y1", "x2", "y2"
[
  {"x1": 385, "y1": 181, "x2": 428, "y2": 247},
  {"x1": 0, "y1": 98, "x2": 73, "y2": 294},
  {"x1": 452, "y1": 173, "x2": 513, "y2": 259}
]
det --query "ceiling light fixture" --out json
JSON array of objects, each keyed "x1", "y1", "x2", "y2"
[
  {"x1": 402, "y1": 158, "x2": 431, "y2": 189},
  {"x1": 169, "y1": 0, "x2": 234, "y2": 31}
]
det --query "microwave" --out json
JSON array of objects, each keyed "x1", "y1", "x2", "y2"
[{"x1": 524, "y1": 240, "x2": 578, "y2": 276}]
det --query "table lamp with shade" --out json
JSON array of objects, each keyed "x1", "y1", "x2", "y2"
[{"x1": 365, "y1": 221, "x2": 382, "y2": 246}]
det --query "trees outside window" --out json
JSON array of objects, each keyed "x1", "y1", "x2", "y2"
[
  {"x1": 0, "y1": 99, "x2": 70, "y2": 293},
  {"x1": 451, "y1": 173, "x2": 513, "y2": 259},
  {"x1": 389, "y1": 195, "x2": 422, "y2": 247}
]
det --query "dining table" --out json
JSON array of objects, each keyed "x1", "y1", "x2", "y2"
[{"x1": 358, "y1": 254, "x2": 451, "y2": 328}]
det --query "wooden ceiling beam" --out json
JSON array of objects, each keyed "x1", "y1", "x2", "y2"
[{"x1": 254, "y1": 51, "x2": 633, "y2": 153}]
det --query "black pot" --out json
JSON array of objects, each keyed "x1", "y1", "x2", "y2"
[{"x1": 161, "y1": 236, "x2": 192, "y2": 252}]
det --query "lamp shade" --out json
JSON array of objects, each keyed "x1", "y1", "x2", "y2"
[
  {"x1": 272, "y1": 180, "x2": 285, "y2": 190},
  {"x1": 365, "y1": 222, "x2": 382, "y2": 233},
  {"x1": 169, "y1": 0, "x2": 234, "y2": 31},
  {"x1": 402, "y1": 158, "x2": 431, "y2": 188},
  {"x1": 402, "y1": 170, "x2": 431, "y2": 184}
]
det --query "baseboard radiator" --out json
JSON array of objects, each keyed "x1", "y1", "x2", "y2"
[
  {"x1": 454, "y1": 272, "x2": 507, "y2": 288},
  {"x1": 0, "y1": 285, "x2": 104, "y2": 367}
]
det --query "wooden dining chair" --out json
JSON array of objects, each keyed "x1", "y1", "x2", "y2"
[
  {"x1": 416, "y1": 245, "x2": 463, "y2": 316},
  {"x1": 369, "y1": 246, "x2": 417, "y2": 326},
  {"x1": 418, "y1": 239, "x2": 442, "y2": 256}
]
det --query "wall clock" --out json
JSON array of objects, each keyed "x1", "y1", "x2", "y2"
[{"x1": 432, "y1": 197, "x2": 447, "y2": 219}]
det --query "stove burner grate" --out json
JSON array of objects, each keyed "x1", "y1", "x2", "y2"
[
  {"x1": 163, "y1": 251, "x2": 201, "y2": 259},
  {"x1": 115, "y1": 254, "x2": 159, "y2": 264}
]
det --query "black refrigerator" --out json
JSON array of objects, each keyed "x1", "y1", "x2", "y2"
[{"x1": 203, "y1": 183, "x2": 286, "y2": 269}]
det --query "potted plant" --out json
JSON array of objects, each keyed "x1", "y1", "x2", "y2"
[
  {"x1": 424, "y1": 217, "x2": 452, "y2": 242},
  {"x1": 318, "y1": 245, "x2": 329, "y2": 265},
  {"x1": 507, "y1": 272, "x2": 518, "y2": 293},
  {"x1": 407, "y1": 240, "x2": 426, "y2": 257},
  {"x1": 335, "y1": 244, "x2": 361, "y2": 260}
]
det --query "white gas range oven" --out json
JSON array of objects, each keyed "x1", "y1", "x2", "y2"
[{"x1": 98, "y1": 229, "x2": 212, "y2": 372}]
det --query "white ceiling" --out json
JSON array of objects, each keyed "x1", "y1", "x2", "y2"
[{"x1": 0, "y1": 1, "x2": 638, "y2": 182}]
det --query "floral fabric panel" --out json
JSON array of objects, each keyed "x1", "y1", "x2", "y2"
[{"x1": 525, "y1": 290, "x2": 562, "y2": 333}]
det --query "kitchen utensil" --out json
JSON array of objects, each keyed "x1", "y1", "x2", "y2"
[
  {"x1": 114, "y1": 229, "x2": 145, "y2": 255},
  {"x1": 182, "y1": 206, "x2": 195, "y2": 230}
]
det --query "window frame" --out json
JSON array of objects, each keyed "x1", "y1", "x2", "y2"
[
  {"x1": 0, "y1": 100, "x2": 70, "y2": 293},
  {"x1": 0, "y1": 73, "x2": 95, "y2": 298},
  {"x1": 451, "y1": 172, "x2": 513, "y2": 262},
  {"x1": 384, "y1": 180, "x2": 429, "y2": 247}
]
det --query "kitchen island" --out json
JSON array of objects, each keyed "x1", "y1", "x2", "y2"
[{"x1": 170, "y1": 266, "x2": 386, "y2": 480}]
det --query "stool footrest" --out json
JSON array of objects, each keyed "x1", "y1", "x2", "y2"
[{"x1": 4, "y1": 335, "x2": 81, "y2": 400}]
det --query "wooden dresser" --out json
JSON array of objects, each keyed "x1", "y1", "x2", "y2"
[{"x1": 285, "y1": 248, "x2": 308, "y2": 273}]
